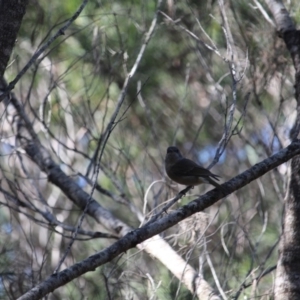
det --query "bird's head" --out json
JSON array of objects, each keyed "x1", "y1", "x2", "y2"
[
  {"x1": 166, "y1": 146, "x2": 182, "y2": 155},
  {"x1": 165, "y1": 146, "x2": 183, "y2": 165}
]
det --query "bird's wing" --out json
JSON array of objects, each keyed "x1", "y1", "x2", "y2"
[{"x1": 173, "y1": 158, "x2": 220, "y2": 180}]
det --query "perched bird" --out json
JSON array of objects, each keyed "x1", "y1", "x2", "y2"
[{"x1": 165, "y1": 146, "x2": 221, "y2": 188}]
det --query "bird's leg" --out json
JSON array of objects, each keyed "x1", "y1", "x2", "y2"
[{"x1": 179, "y1": 185, "x2": 193, "y2": 196}]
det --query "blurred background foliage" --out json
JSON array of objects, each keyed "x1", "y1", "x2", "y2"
[{"x1": 0, "y1": 0, "x2": 299, "y2": 299}]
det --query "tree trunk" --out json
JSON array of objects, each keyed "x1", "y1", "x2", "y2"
[
  {"x1": 265, "y1": 0, "x2": 300, "y2": 298},
  {"x1": 0, "y1": 1, "x2": 28, "y2": 77}
]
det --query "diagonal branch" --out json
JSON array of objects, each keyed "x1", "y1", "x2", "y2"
[{"x1": 18, "y1": 139, "x2": 300, "y2": 300}]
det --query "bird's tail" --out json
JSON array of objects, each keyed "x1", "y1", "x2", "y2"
[{"x1": 207, "y1": 177, "x2": 225, "y2": 191}]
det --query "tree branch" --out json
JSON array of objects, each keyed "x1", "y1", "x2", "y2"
[{"x1": 18, "y1": 139, "x2": 300, "y2": 300}]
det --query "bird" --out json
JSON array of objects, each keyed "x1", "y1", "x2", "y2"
[{"x1": 165, "y1": 146, "x2": 222, "y2": 189}]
